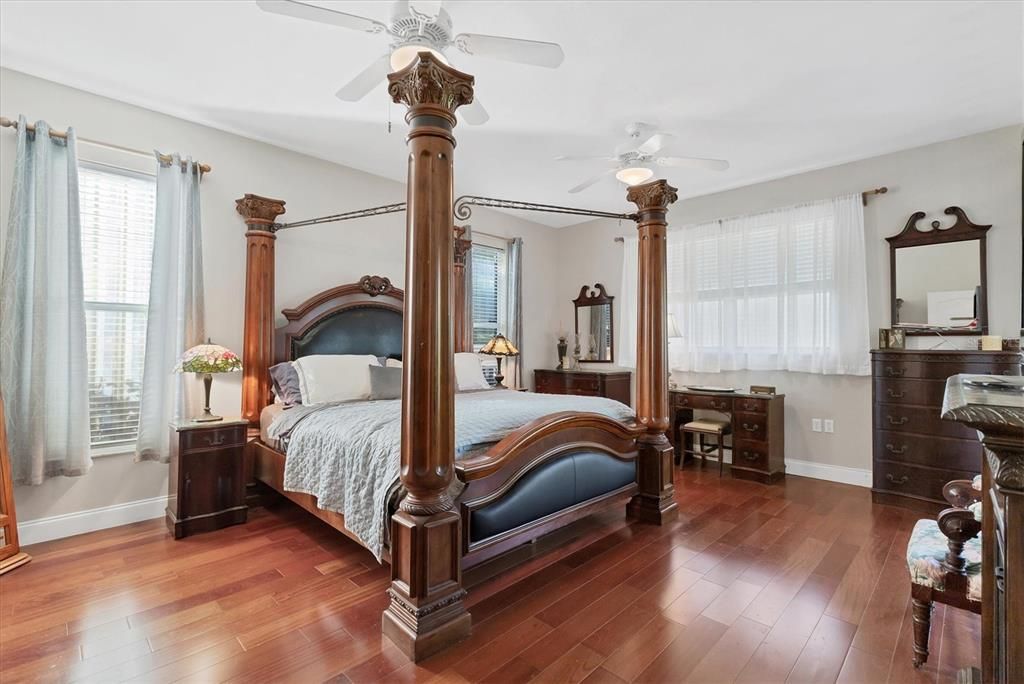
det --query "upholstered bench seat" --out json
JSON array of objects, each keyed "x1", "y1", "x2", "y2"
[{"x1": 907, "y1": 519, "x2": 982, "y2": 601}]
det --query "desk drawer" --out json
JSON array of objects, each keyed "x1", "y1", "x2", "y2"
[
  {"x1": 735, "y1": 397, "x2": 769, "y2": 414},
  {"x1": 732, "y1": 439, "x2": 769, "y2": 472},
  {"x1": 734, "y1": 412, "x2": 768, "y2": 443},
  {"x1": 181, "y1": 425, "x2": 246, "y2": 453},
  {"x1": 674, "y1": 394, "x2": 731, "y2": 412}
]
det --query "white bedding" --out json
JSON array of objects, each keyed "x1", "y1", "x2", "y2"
[{"x1": 267, "y1": 389, "x2": 635, "y2": 560}]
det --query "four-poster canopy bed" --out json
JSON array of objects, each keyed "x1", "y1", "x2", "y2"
[{"x1": 233, "y1": 53, "x2": 679, "y2": 661}]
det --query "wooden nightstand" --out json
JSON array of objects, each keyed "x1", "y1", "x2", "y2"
[{"x1": 167, "y1": 418, "x2": 248, "y2": 539}]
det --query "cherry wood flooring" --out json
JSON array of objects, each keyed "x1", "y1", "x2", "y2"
[{"x1": 1, "y1": 465, "x2": 980, "y2": 683}]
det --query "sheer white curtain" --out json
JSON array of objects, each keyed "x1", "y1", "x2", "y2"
[
  {"x1": 620, "y1": 194, "x2": 870, "y2": 375},
  {"x1": 135, "y1": 153, "x2": 205, "y2": 462},
  {"x1": 0, "y1": 117, "x2": 92, "y2": 484}
]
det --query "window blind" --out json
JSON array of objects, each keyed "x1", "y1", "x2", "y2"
[
  {"x1": 79, "y1": 163, "x2": 156, "y2": 449},
  {"x1": 471, "y1": 242, "x2": 507, "y2": 385}
]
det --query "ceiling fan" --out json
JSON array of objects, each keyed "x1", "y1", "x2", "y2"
[
  {"x1": 255, "y1": 0, "x2": 566, "y2": 125},
  {"x1": 556, "y1": 122, "x2": 730, "y2": 193}
]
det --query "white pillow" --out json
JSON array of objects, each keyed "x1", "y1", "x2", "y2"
[
  {"x1": 385, "y1": 358, "x2": 403, "y2": 368},
  {"x1": 293, "y1": 354, "x2": 380, "y2": 405},
  {"x1": 454, "y1": 352, "x2": 491, "y2": 391}
]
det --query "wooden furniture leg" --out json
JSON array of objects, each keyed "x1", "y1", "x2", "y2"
[
  {"x1": 381, "y1": 52, "x2": 475, "y2": 662},
  {"x1": 625, "y1": 180, "x2": 679, "y2": 525},
  {"x1": 0, "y1": 392, "x2": 29, "y2": 574},
  {"x1": 718, "y1": 437, "x2": 724, "y2": 477},
  {"x1": 912, "y1": 597, "x2": 933, "y2": 667}
]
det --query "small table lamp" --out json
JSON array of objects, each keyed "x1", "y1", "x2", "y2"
[
  {"x1": 175, "y1": 339, "x2": 242, "y2": 422},
  {"x1": 480, "y1": 333, "x2": 520, "y2": 389}
]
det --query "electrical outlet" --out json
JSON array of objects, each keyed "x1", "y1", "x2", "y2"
[
  {"x1": 823, "y1": 419, "x2": 834, "y2": 433},
  {"x1": 812, "y1": 418, "x2": 822, "y2": 432}
]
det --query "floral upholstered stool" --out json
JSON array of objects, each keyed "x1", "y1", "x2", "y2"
[{"x1": 906, "y1": 479, "x2": 983, "y2": 668}]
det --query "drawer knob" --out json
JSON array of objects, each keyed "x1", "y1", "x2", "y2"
[
  {"x1": 886, "y1": 416, "x2": 908, "y2": 426},
  {"x1": 886, "y1": 389, "x2": 905, "y2": 399},
  {"x1": 204, "y1": 433, "x2": 226, "y2": 447},
  {"x1": 743, "y1": 401, "x2": 756, "y2": 410},
  {"x1": 885, "y1": 443, "x2": 908, "y2": 455},
  {"x1": 886, "y1": 473, "x2": 909, "y2": 486},
  {"x1": 885, "y1": 367, "x2": 906, "y2": 377},
  {"x1": 742, "y1": 451, "x2": 758, "y2": 461},
  {"x1": 711, "y1": 400, "x2": 728, "y2": 410},
  {"x1": 742, "y1": 422, "x2": 759, "y2": 432}
]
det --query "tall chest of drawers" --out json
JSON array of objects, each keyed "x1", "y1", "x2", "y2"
[{"x1": 871, "y1": 349, "x2": 1021, "y2": 509}]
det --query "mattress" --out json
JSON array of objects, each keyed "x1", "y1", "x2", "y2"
[{"x1": 260, "y1": 403, "x2": 287, "y2": 451}]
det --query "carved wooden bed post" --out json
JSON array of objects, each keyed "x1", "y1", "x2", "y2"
[
  {"x1": 381, "y1": 52, "x2": 474, "y2": 661},
  {"x1": 453, "y1": 226, "x2": 472, "y2": 353},
  {"x1": 236, "y1": 194, "x2": 286, "y2": 425},
  {"x1": 625, "y1": 180, "x2": 680, "y2": 524}
]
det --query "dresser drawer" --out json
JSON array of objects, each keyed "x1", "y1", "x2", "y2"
[
  {"x1": 873, "y1": 460, "x2": 977, "y2": 503},
  {"x1": 734, "y1": 412, "x2": 768, "y2": 443},
  {"x1": 673, "y1": 393, "x2": 732, "y2": 412},
  {"x1": 872, "y1": 359, "x2": 1020, "y2": 380},
  {"x1": 181, "y1": 425, "x2": 246, "y2": 453},
  {"x1": 874, "y1": 430, "x2": 983, "y2": 472},
  {"x1": 732, "y1": 439, "x2": 770, "y2": 472},
  {"x1": 872, "y1": 404, "x2": 979, "y2": 440},
  {"x1": 873, "y1": 378, "x2": 948, "y2": 407},
  {"x1": 564, "y1": 375, "x2": 600, "y2": 392}
]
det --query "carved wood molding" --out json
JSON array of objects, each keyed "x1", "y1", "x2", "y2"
[
  {"x1": 280, "y1": 276, "x2": 404, "y2": 322},
  {"x1": 572, "y1": 283, "x2": 614, "y2": 307},
  {"x1": 387, "y1": 52, "x2": 474, "y2": 121},
  {"x1": 886, "y1": 206, "x2": 991, "y2": 247},
  {"x1": 236, "y1": 193, "x2": 286, "y2": 227}
]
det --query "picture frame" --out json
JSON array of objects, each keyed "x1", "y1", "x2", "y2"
[
  {"x1": 889, "y1": 328, "x2": 906, "y2": 349},
  {"x1": 878, "y1": 328, "x2": 891, "y2": 349}
]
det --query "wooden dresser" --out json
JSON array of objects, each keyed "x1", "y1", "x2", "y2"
[
  {"x1": 871, "y1": 349, "x2": 1021, "y2": 509},
  {"x1": 534, "y1": 369, "x2": 631, "y2": 405},
  {"x1": 942, "y1": 374, "x2": 1024, "y2": 684}
]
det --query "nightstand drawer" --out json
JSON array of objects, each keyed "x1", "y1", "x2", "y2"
[{"x1": 181, "y1": 425, "x2": 246, "y2": 453}]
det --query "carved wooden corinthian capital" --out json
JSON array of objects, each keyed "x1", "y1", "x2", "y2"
[
  {"x1": 387, "y1": 52, "x2": 475, "y2": 122},
  {"x1": 626, "y1": 179, "x2": 679, "y2": 213},
  {"x1": 235, "y1": 194, "x2": 286, "y2": 228}
]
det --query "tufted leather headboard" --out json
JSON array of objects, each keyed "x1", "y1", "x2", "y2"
[{"x1": 274, "y1": 275, "x2": 405, "y2": 365}]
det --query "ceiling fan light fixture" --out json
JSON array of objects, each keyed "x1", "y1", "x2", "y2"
[
  {"x1": 615, "y1": 166, "x2": 655, "y2": 186},
  {"x1": 389, "y1": 44, "x2": 448, "y2": 71}
]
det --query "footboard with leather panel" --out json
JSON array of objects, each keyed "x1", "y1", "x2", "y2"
[{"x1": 455, "y1": 412, "x2": 644, "y2": 568}]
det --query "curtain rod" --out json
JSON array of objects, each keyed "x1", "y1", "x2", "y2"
[
  {"x1": 0, "y1": 116, "x2": 212, "y2": 174},
  {"x1": 611, "y1": 185, "x2": 890, "y2": 242}
]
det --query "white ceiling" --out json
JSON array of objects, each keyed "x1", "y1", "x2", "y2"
[{"x1": 1, "y1": 1, "x2": 1022, "y2": 226}]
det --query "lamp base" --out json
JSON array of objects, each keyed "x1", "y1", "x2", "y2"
[{"x1": 192, "y1": 412, "x2": 223, "y2": 423}]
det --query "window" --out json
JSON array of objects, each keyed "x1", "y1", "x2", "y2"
[
  {"x1": 79, "y1": 163, "x2": 156, "y2": 451},
  {"x1": 470, "y1": 238, "x2": 508, "y2": 385},
  {"x1": 619, "y1": 193, "x2": 869, "y2": 375}
]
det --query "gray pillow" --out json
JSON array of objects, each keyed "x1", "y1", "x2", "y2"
[
  {"x1": 269, "y1": 362, "x2": 302, "y2": 406},
  {"x1": 368, "y1": 365, "x2": 402, "y2": 400}
]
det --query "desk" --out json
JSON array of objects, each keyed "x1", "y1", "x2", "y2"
[{"x1": 669, "y1": 388, "x2": 786, "y2": 484}]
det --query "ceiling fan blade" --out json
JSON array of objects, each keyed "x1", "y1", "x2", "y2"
[
  {"x1": 554, "y1": 155, "x2": 617, "y2": 162},
  {"x1": 655, "y1": 156, "x2": 730, "y2": 172},
  {"x1": 636, "y1": 133, "x2": 672, "y2": 155},
  {"x1": 335, "y1": 54, "x2": 391, "y2": 101},
  {"x1": 255, "y1": 0, "x2": 388, "y2": 35},
  {"x1": 460, "y1": 96, "x2": 489, "y2": 125},
  {"x1": 568, "y1": 169, "x2": 615, "y2": 194},
  {"x1": 454, "y1": 33, "x2": 564, "y2": 68}
]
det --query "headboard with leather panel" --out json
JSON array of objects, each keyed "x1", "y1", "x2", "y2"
[{"x1": 274, "y1": 275, "x2": 404, "y2": 365}]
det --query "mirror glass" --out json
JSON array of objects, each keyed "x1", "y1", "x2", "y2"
[
  {"x1": 576, "y1": 304, "x2": 613, "y2": 361},
  {"x1": 894, "y1": 242, "x2": 981, "y2": 327}
]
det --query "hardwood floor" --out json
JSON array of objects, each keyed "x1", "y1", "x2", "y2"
[{"x1": 0, "y1": 465, "x2": 980, "y2": 683}]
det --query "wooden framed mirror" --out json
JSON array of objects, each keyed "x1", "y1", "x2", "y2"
[
  {"x1": 887, "y1": 206, "x2": 989, "y2": 336},
  {"x1": 573, "y1": 284, "x2": 614, "y2": 362}
]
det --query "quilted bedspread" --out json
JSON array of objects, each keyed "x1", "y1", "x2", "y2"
[{"x1": 267, "y1": 389, "x2": 635, "y2": 561}]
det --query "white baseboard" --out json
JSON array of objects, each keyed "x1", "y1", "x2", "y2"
[
  {"x1": 699, "y1": 451, "x2": 870, "y2": 489},
  {"x1": 18, "y1": 495, "x2": 170, "y2": 546},
  {"x1": 785, "y1": 458, "x2": 872, "y2": 488}
]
